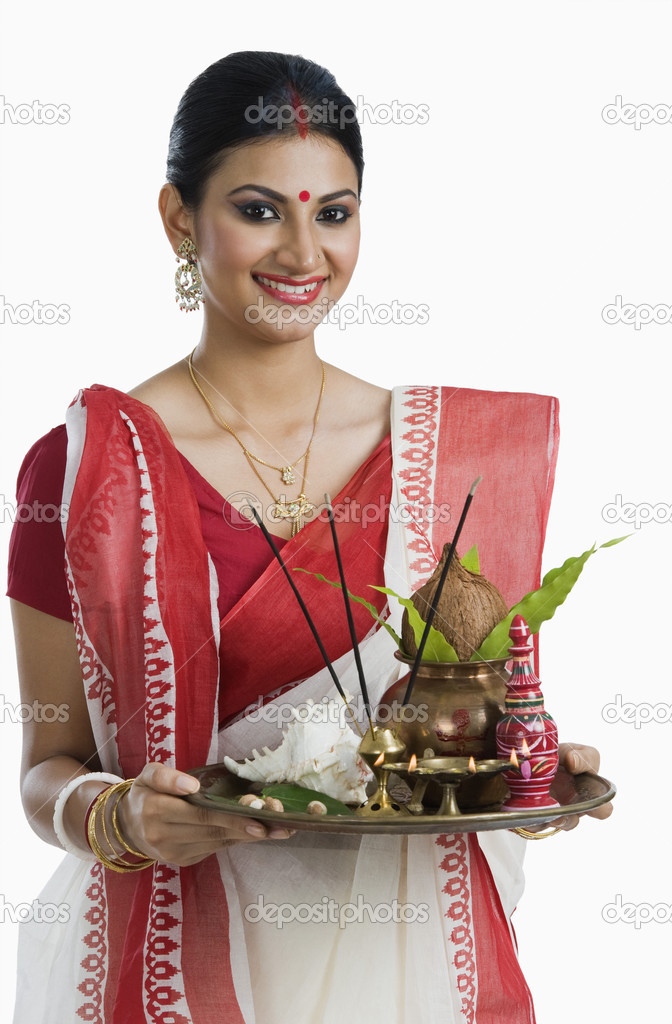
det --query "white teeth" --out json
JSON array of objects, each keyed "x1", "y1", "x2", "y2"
[{"x1": 257, "y1": 276, "x2": 320, "y2": 295}]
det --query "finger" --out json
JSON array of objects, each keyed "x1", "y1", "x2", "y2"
[
  {"x1": 143, "y1": 805, "x2": 295, "y2": 844},
  {"x1": 587, "y1": 801, "x2": 614, "y2": 821},
  {"x1": 141, "y1": 818, "x2": 264, "y2": 845},
  {"x1": 168, "y1": 805, "x2": 273, "y2": 843},
  {"x1": 559, "y1": 743, "x2": 600, "y2": 774},
  {"x1": 133, "y1": 762, "x2": 200, "y2": 797},
  {"x1": 558, "y1": 814, "x2": 580, "y2": 831},
  {"x1": 129, "y1": 791, "x2": 291, "y2": 839}
]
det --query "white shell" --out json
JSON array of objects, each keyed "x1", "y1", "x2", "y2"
[{"x1": 223, "y1": 694, "x2": 371, "y2": 804}]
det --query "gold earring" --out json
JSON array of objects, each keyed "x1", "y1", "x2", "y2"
[{"x1": 175, "y1": 238, "x2": 203, "y2": 312}]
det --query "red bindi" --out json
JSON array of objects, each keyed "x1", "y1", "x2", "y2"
[{"x1": 299, "y1": 190, "x2": 310, "y2": 202}]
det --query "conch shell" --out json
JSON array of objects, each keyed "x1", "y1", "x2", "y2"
[{"x1": 223, "y1": 694, "x2": 371, "y2": 804}]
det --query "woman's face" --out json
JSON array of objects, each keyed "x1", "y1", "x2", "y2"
[{"x1": 189, "y1": 134, "x2": 361, "y2": 344}]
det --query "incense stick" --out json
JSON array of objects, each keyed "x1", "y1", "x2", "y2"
[
  {"x1": 400, "y1": 476, "x2": 482, "y2": 708},
  {"x1": 324, "y1": 493, "x2": 375, "y2": 736},
  {"x1": 245, "y1": 500, "x2": 364, "y2": 737}
]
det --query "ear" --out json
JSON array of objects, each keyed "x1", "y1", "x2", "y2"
[{"x1": 158, "y1": 183, "x2": 195, "y2": 255}]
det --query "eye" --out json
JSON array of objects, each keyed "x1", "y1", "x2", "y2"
[
  {"x1": 236, "y1": 202, "x2": 279, "y2": 221},
  {"x1": 317, "y1": 205, "x2": 352, "y2": 224}
]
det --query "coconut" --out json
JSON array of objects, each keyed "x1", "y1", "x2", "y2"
[{"x1": 401, "y1": 544, "x2": 508, "y2": 661}]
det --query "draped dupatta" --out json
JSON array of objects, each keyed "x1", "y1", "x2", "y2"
[{"x1": 14, "y1": 382, "x2": 558, "y2": 1024}]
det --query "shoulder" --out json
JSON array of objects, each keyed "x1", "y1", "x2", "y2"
[
  {"x1": 322, "y1": 364, "x2": 391, "y2": 429},
  {"x1": 126, "y1": 359, "x2": 202, "y2": 438},
  {"x1": 392, "y1": 384, "x2": 559, "y2": 428},
  {"x1": 126, "y1": 359, "x2": 185, "y2": 406},
  {"x1": 10, "y1": 425, "x2": 68, "y2": 511},
  {"x1": 393, "y1": 384, "x2": 558, "y2": 403},
  {"x1": 16, "y1": 424, "x2": 68, "y2": 481}
]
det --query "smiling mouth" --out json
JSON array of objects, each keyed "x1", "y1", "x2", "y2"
[
  {"x1": 254, "y1": 275, "x2": 324, "y2": 295},
  {"x1": 253, "y1": 274, "x2": 327, "y2": 305}
]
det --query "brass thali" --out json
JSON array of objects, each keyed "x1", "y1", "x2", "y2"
[{"x1": 185, "y1": 763, "x2": 615, "y2": 836}]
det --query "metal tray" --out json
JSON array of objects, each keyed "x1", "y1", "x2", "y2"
[{"x1": 185, "y1": 763, "x2": 616, "y2": 835}]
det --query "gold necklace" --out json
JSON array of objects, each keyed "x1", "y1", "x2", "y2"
[
  {"x1": 187, "y1": 350, "x2": 326, "y2": 536},
  {"x1": 189, "y1": 350, "x2": 324, "y2": 487}
]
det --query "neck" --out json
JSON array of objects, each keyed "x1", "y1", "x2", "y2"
[{"x1": 190, "y1": 330, "x2": 325, "y2": 432}]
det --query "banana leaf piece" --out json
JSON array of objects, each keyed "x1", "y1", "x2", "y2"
[{"x1": 261, "y1": 784, "x2": 351, "y2": 815}]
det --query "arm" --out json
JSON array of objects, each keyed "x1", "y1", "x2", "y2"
[{"x1": 11, "y1": 600, "x2": 294, "y2": 866}]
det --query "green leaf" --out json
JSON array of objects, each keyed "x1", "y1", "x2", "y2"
[
  {"x1": 370, "y1": 586, "x2": 459, "y2": 662},
  {"x1": 599, "y1": 534, "x2": 631, "y2": 549},
  {"x1": 293, "y1": 568, "x2": 403, "y2": 648},
  {"x1": 261, "y1": 784, "x2": 351, "y2": 815},
  {"x1": 460, "y1": 544, "x2": 480, "y2": 574},
  {"x1": 472, "y1": 535, "x2": 630, "y2": 661}
]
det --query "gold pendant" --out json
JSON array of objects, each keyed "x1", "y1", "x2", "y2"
[
  {"x1": 280, "y1": 466, "x2": 296, "y2": 485},
  {"x1": 270, "y1": 494, "x2": 316, "y2": 534}
]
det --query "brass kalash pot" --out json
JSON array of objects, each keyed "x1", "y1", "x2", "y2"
[{"x1": 378, "y1": 651, "x2": 511, "y2": 809}]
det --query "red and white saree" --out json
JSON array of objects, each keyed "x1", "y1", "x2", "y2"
[{"x1": 14, "y1": 383, "x2": 558, "y2": 1024}]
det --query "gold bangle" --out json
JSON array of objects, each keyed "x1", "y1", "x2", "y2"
[
  {"x1": 98, "y1": 785, "x2": 124, "y2": 860},
  {"x1": 111, "y1": 782, "x2": 150, "y2": 859},
  {"x1": 512, "y1": 826, "x2": 563, "y2": 840},
  {"x1": 87, "y1": 781, "x2": 156, "y2": 872}
]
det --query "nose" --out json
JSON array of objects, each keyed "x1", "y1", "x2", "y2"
[{"x1": 273, "y1": 215, "x2": 323, "y2": 274}]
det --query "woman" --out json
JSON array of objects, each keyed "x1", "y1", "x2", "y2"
[{"x1": 7, "y1": 51, "x2": 610, "y2": 1023}]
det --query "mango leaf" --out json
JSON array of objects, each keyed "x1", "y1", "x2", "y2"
[
  {"x1": 293, "y1": 568, "x2": 403, "y2": 648},
  {"x1": 261, "y1": 784, "x2": 350, "y2": 815},
  {"x1": 460, "y1": 544, "x2": 480, "y2": 574},
  {"x1": 369, "y1": 586, "x2": 459, "y2": 662},
  {"x1": 472, "y1": 536, "x2": 630, "y2": 661}
]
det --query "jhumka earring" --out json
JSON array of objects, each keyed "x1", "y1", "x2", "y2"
[{"x1": 175, "y1": 238, "x2": 203, "y2": 312}]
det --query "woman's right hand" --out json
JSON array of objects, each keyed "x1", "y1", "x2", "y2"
[{"x1": 116, "y1": 762, "x2": 295, "y2": 867}]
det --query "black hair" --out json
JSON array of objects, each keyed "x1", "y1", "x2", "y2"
[{"x1": 166, "y1": 51, "x2": 364, "y2": 210}]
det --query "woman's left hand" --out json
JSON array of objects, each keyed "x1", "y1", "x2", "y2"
[{"x1": 523, "y1": 742, "x2": 614, "y2": 834}]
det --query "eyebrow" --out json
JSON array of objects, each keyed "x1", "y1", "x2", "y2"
[{"x1": 227, "y1": 184, "x2": 358, "y2": 203}]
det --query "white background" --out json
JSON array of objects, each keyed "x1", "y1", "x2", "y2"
[{"x1": 1, "y1": 2, "x2": 671, "y2": 1021}]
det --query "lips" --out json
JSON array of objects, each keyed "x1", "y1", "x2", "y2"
[{"x1": 253, "y1": 273, "x2": 327, "y2": 304}]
